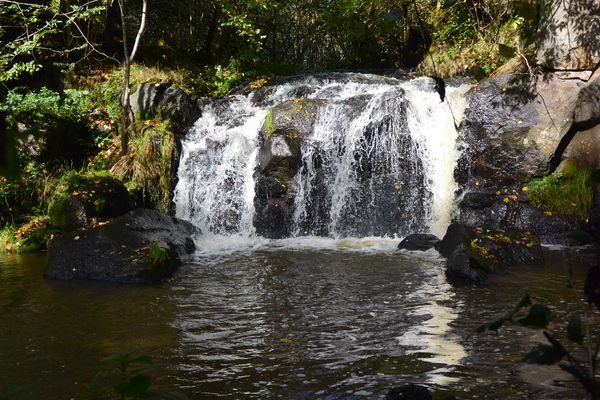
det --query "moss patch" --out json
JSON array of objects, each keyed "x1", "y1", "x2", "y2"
[
  {"x1": 528, "y1": 167, "x2": 593, "y2": 221},
  {"x1": 264, "y1": 108, "x2": 275, "y2": 137},
  {"x1": 138, "y1": 242, "x2": 178, "y2": 281}
]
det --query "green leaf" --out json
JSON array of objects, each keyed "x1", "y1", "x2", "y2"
[
  {"x1": 566, "y1": 316, "x2": 584, "y2": 343},
  {"x1": 523, "y1": 343, "x2": 565, "y2": 364},
  {"x1": 477, "y1": 293, "x2": 532, "y2": 333},
  {"x1": 518, "y1": 304, "x2": 554, "y2": 328},
  {"x1": 499, "y1": 44, "x2": 516, "y2": 58},
  {"x1": 509, "y1": 292, "x2": 532, "y2": 318}
]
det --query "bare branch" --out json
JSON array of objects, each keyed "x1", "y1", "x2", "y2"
[{"x1": 70, "y1": 18, "x2": 119, "y2": 63}]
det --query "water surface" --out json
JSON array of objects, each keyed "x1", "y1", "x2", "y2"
[{"x1": 0, "y1": 244, "x2": 593, "y2": 399}]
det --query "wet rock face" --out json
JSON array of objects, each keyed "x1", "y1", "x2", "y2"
[
  {"x1": 45, "y1": 209, "x2": 196, "y2": 284},
  {"x1": 436, "y1": 222, "x2": 544, "y2": 285},
  {"x1": 536, "y1": 0, "x2": 600, "y2": 71},
  {"x1": 457, "y1": 188, "x2": 583, "y2": 245},
  {"x1": 254, "y1": 98, "x2": 326, "y2": 238},
  {"x1": 457, "y1": 73, "x2": 585, "y2": 188}
]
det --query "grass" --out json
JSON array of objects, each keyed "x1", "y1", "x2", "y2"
[
  {"x1": 0, "y1": 216, "x2": 58, "y2": 252},
  {"x1": 528, "y1": 167, "x2": 593, "y2": 221}
]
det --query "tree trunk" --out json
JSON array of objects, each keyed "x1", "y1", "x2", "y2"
[{"x1": 117, "y1": 0, "x2": 147, "y2": 155}]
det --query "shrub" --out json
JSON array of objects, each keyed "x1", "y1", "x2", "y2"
[{"x1": 528, "y1": 168, "x2": 593, "y2": 221}]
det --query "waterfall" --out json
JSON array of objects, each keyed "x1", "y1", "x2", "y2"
[{"x1": 174, "y1": 74, "x2": 470, "y2": 241}]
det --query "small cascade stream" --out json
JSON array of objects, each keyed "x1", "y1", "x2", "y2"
[{"x1": 174, "y1": 73, "x2": 470, "y2": 246}]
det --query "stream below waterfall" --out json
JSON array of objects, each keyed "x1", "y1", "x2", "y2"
[{"x1": 0, "y1": 247, "x2": 593, "y2": 399}]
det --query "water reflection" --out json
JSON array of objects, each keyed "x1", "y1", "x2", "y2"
[
  {"x1": 394, "y1": 250, "x2": 466, "y2": 385},
  {"x1": 171, "y1": 245, "x2": 466, "y2": 397}
]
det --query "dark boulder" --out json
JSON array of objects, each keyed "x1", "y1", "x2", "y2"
[
  {"x1": 398, "y1": 234, "x2": 440, "y2": 251},
  {"x1": 44, "y1": 209, "x2": 196, "y2": 284},
  {"x1": 129, "y1": 83, "x2": 202, "y2": 128},
  {"x1": 436, "y1": 222, "x2": 544, "y2": 284},
  {"x1": 48, "y1": 173, "x2": 132, "y2": 231}
]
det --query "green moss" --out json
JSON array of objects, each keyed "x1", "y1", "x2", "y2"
[
  {"x1": 528, "y1": 168, "x2": 593, "y2": 221},
  {"x1": 561, "y1": 159, "x2": 581, "y2": 178},
  {"x1": 264, "y1": 108, "x2": 275, "y2": 137},
  {"x1": 469, "y1": 238, "x2": 499, "y2": 273},
  {"x1": 0, "y1": 225, "x2": 17, "y2": 252},
  {"x1": 139, "y1": 242, "x2": 177, "y2": 281}
]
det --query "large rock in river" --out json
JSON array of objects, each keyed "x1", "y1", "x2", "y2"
[
  {"x1": 457, "y1": 188, "x2": 584, "y2": 245},
  {"x1": 45, "y1": 209, "x2": 196, "y2": 284},
  {"x1": 398, "y1": 233, "x2": 440, "y2": 251},
  {"x1": 436, "y1": 223, "x2": 544, "y2": 284},
  {"x1": 454, "y1": 72, "x2": 596, "y2": 243},
  {"x1": 254, "y1": 98, "x2": 326, "y2": 238}
]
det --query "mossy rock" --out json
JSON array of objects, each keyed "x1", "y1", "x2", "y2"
[
  {"x1": 45, "y1": 209, "x2": 196, "y2": 284},
  {"x1": 48, "y1": 171, "x2": 132, "y2": 231},
  {"x1": 436, "y1": 223, "x2": 544, "y2": 284}
]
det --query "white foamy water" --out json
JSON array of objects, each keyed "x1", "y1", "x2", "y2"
[{"x1": 174, "y1": 73, "x2": 470, "y2": 246}]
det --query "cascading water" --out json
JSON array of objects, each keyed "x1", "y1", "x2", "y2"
[{"x1": 174, "y1": 73, "x2": 470, "y2": 244}]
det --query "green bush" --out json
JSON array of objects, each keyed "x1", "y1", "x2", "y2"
[
  {"x1": 0, "y1": 87, "x2": 91, "y2": 128},
  {"x1": 528, "y1": 169, "x2": 593, "y2": 221}
]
